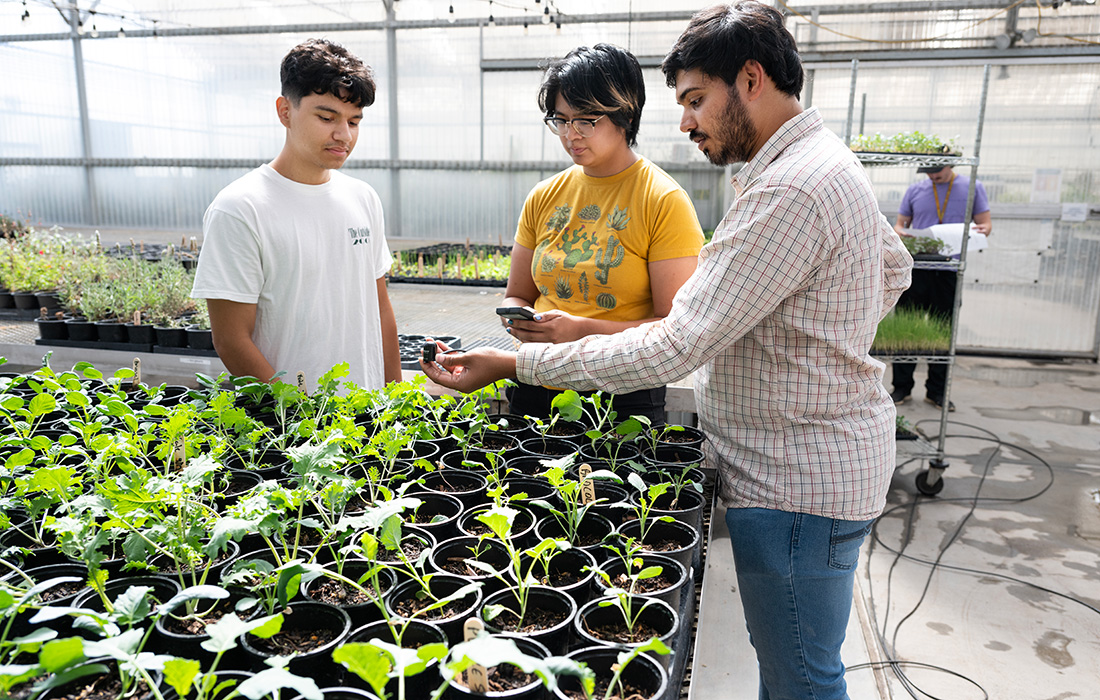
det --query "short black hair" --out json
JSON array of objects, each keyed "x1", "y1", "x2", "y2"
[
  {"x1": 538, "y1": 44, "x2": 646, "y2": 148},
  {"x1": 661, "y1": 2, "x2": 804, "y2": 99},
  {"x1": 280, "y1": 39, "x2": 376, "y2": 108}
]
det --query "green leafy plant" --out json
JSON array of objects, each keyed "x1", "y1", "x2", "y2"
[
  {"x1": 850, "y1": 131, "x2": 961, "y2": 155},
  {"x1": 902, "y1": 235, "x2": 947, "y2": 256},
  {"x1": 873, "y1": 308, "x2": 952, "y2": 354}
]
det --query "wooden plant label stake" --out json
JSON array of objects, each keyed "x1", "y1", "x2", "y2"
[
  {"x1": 140, "y1": 240, "x2": 145, "y2": 254},
  {"x1": 578, "y1": 462, "x2": 596, "y2": 504},
  {"x1": 132, "y1": 358, "x2": 141, "y2": 390},
  {"x1": 437, "y1": 258, "x2": 445, "y2": 279},
  {"x1": 133, "y1": 311, "x2": 141, "y2": 326},
  {"x1": 473, "y1": 258, "x2": 480, "y2": 280},
  {"x1": 417, "y1": 253, "x2": 425, "y2": 276},
  {"x1": 173, "y1": 438, "x2": 186, "y2": 470},
  {"x1": 190, "y1": 236, "x2": 198, "y2": 252},
  {"x1": 181, "y1": 235, "x2": 187, "y2": 248},
  {"x1": 462, "y1": 618, "x2": 490, "y2": 693},
  {"x1": 296, "y1": 371, "x2": 307, "y2": 394}
]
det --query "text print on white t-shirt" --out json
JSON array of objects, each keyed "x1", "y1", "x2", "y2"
[{"x1": 349, "y1": 226, "x2": 371, "y2": 245}]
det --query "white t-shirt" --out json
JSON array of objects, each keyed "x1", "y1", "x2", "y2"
[{"x1": 192, "y1": 164, "x2": 393, "y2": 390}]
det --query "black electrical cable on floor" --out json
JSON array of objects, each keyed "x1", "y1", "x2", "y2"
[{"x1": 847, "y1": 420, "x2": 1100, "y2": 699}]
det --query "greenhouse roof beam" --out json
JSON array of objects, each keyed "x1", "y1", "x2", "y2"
[{"x1": 0, "y1": 157, "x2": 720, "y2": 172}]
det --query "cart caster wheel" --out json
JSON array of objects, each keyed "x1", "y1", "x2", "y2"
[{"x1": 916, "y1": 470, "x2": 944, "y2": 496}]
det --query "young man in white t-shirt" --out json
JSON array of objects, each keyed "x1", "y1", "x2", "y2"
[{"x1": 192, "y1": 39, "x2": 401, "y2": 391}]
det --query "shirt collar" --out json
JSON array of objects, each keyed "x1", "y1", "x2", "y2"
[{"x1": 731, "y1": 107, "x2": 823, "y2": 190}]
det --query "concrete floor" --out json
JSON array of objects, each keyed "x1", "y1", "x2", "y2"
[{"x1": 7, "y1": 229, "x2": 1100, "y2": 697}]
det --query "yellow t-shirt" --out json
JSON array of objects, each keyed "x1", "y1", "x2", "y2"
[{"x1": 515, "y1": 158, "x2": 704, "y2": 322}]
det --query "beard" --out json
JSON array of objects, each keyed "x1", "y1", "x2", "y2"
[{"x1": 691, "y1": 84, "x2": 758, "y2": 166}]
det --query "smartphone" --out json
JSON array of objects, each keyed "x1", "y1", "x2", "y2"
[{"x1": 495, "y1": 306, "x2": 538, "y2": 321}]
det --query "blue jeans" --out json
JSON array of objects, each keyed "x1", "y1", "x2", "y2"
[{"x1": 725, "y1": 508, "x2": 873, "y2": 700}]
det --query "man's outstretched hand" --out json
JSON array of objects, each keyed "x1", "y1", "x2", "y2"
[{"x1": 419, "y1": 338, "x2": 519, "y2": 393}]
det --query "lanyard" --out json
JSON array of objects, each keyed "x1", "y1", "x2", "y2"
[{"x1": 932, "y1": 173, "x2": 956, "y2": 224}]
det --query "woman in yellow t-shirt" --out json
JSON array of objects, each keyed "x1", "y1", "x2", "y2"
[{"x1": 501, "y1": 43, "x2": 705, "y2": 424}]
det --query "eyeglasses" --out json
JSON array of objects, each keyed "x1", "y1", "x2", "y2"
[{"x1": 543, "y1": 115, "x2": 606, "y2": 138}]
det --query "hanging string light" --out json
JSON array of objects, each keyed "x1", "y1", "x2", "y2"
[
  {"x1": 542, "y1": 5, "x2": 550, "y2": 24},
  {"x1": 21, "y1": 0, "x2": 29, "y2": 21},
  {"x1": 488, "y1": 0, "x2": 495, "y2": 27},
  {"x1": 448, "y1": 4, "x2": 455, "y2": 23}
]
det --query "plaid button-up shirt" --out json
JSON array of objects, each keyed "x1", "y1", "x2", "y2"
[{"x1": 516, "y1": 108, "x2": 913, "y2": 520}]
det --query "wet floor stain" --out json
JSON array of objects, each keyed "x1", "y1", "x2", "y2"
[
  {"x1": 985, "y1": 640, "x2": 1012, "y2": 652},
  {"x1": 1034, "y1": 631, "x2": 1075, "y2": 669},
  {"x1": 975, "y1": 406, "x2": 1100, "y2": 426},
  {"x1": 926, "y1": 622, "x2": 953, "y2": 635}
]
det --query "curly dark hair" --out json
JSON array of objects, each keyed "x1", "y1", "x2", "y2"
[
  {"x1": 538, "y1": 43, "x2": 646, "y2": 148},
  {"x1": 661, "y1": 2, "x2": 804, "y2": 99},
  {"x1": 280, "y1": 39, "x2": 376, "y2": 108}
]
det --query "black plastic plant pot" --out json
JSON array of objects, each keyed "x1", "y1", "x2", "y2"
[
  {"x1": 557, "y1": 476, "x2": 630, "y2": 527},
  {"x1": 36, "y1": 658, "x2": 164, "y2": 700},
  {"x1": 519, "y1": 436, "x2": 580, "y2": 459},
  {"x1": 147, "y1": 539, "x2": 242, "y2": 590},
  {"x1": 411, "y1": 469, "x2": 489, "y2": 509},
  {"x1": 186, "y1": 325, "x2": 215, "y2": 350},
  {"x1": 300, "y1": 561, "x2": 396, "y2": 628},
  {"x1": 458, "y1": 504, "x2": 537, "y2": 550},
  {"x1": 469, "y1": 432, "x2": 521, "y2": 461},
  {"x1": 64, "y1": 317, "x2": 97, "y2": 342},
  {"x1": 573, "y1": 594, "x2": 679, "y2": 669},
  {"x1": 592, "y1": 552, "x2": 688, "y2": 611},
  {"x1": 341, "y1": 619, "x2": 446, "y2": 698},
  {"x1": 641, "y1": 445, "x2": 705, "y2": 470},
  {"x1": 481, "y1": 584, "x2": 578, "y2": 656},
  {"x1": 654, "y1": 425, "x2": 707, "y2": 449},
  {"x1": 484, "y1": 412, "x2": 535, "y2": 441},
  {"x1": 444, "y1": 634, "x2": 551, "y2": 700},
  {"x1": 533, "y1": 512, "x2": 616, "y2": 564},
  {"x1": 518, "y1": 545, "x2": 597, "y2": 609},
  {"x1": 0, "y1": 527, "x2": 68, "y2": 568},
  {"x1": 3, "y1": 562, "x2": 88, "y2": 638},
  {"x1": 503, "y1": 455, "x2": 554, "y2": 477},
  {"x1": 154, "y1": 325, "x2": 189, "y2": 348},
  {"x1": 225, "y1": 449, "x2": 290, "y2": 481},
  {"x1": 384, "y1": 573, "x2": 485, "y2": 646},
  {"x1": 578, "y1": 439, "x2": 642, "y2": 467},
  {"x1": 94, "y1": 320, "x2": 128, "y2": 344},
  {"x1": 213, "y1": 469, "x2": 264, "y2": 509},
  {"x1": 72, "y1": 576, "x2": 183, "y2": 649},
  {"x1": 615, "y1": 519, "x2": 700, "y2": 577},
  {"x1": 640, "y1": 465, "x2": 707, "y2": 490},
  {"x1": 631, "y1": 488, "x2": 706, "y2": 540},
  {"x1": 531, "y1": 420, "x2": 588, "y2": 443},
  {"x1": 405, "y1": 491, "x2": 464, "y2": 543},
  {"x1": 35, "y1": 316, "x2": 68, "y2": 340},
  {"x1": 11, "y1": 291, "x2": 39, "y2": 310},
  {"x1": 554, "y1": 645, "x2": 669, "y2": 700},
  {"x1": 125, "y1": 322, "x2": 157, "y2": 345},
  {"x1": 439, "y1": 448, "x2": 509, "y2": 475},
  {"x1": 502, "y1": 474, "x2": 556, "y2": 502},
  {"x1": 240, "y1": 601, "x2": 352, "y2": 677},
  {"x1": 152, "y1": 587, "x2": 261, "y2": 667},
  {"x1": 354, "y1": 523, "x2": 436, "y2": 573},
  {"x1": 427, "y1": 536, "x2": 511, "y2": 594}
]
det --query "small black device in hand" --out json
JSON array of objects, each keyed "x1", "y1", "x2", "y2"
[
  {"x1": 422, "y1": 341, "x2": 436, "y2": 364},
  {"x1": 495, "y1": 306, "x2": 538, "y2": 321}
]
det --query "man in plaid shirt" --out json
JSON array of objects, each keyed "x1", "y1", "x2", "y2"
[{"x1": 424, "y1": 3, "x2": 912, "y2": 697}]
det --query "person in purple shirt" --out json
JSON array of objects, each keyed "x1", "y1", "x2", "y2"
[{"x1": 891, "y1": 165, "x2": 992, "y2": 410}]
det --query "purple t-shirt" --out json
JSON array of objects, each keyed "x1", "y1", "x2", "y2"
[{"x1": 899, "y1": 174, "x2": 989, "y2": 229}]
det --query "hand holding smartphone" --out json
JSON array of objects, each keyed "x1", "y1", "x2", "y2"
[{"x1": 495, "y1": 306, "x2": 538, "y2": 321}]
